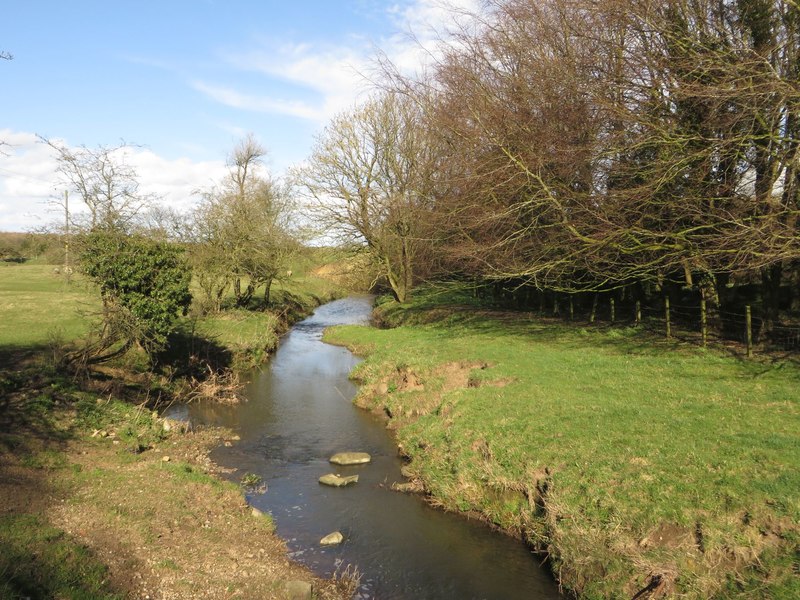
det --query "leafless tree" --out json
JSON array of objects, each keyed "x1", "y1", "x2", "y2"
[
  {"x1": 296, "y1": 91, "x2": 438, "y2": 302},
  {"x1": 42, "y1": 137, "x2": 154, "y2": 232},
  {"x1": 189, "y1": 135, "x2": 297, "y2": 310},
  {"x1": 415, "y1": 0, "x2": 799, "y2": 324}
]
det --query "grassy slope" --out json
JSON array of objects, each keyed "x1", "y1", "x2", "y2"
[{"x1": 324, "y1": 288, "x2": 800, "y2": 599}]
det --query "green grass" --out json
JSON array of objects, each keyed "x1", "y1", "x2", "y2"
[
  {"x1": 190, "y1": 309, "x2": 282, "y2": 367},
  {"x1": 185, "y1": 273, "x2": 342, "y2": 368},
  {"x1": 325, "y1": 287, "x2": 800, "y2": 599},
  {"x1": 0, "y1": 515, "x2": 123, "y2": 600},
  {"x1": 0, "y1": 263, "x2": 98, "y2": 349},
  {"x1": 1, "y1": 258, "x2": 344, "y2": 373},
  {"x1": 0, "y1": 249, "x2": 346, "y2": 351}
]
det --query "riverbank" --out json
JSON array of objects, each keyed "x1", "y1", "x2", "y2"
[
  {"x1": 0, "y1": 366, "x2": 355, "y2": 599},
  {"x1": 0, "y1": 262, "x2": 354, "y2": 598},
  {"x1": 323, "y1": 288, "x2": 800, "y2": 599}
]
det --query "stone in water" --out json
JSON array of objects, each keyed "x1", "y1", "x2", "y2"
[
  {"x1": 319, "y1": 473, "x2": 359, "y2": 487},
  {"x1": 329, "y1": 451, "x2": 372, "y2": 466},
  {"x1": 320, "y1": 531, "x2": 344, "y2": 546}
]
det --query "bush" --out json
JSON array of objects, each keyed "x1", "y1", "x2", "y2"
[{"x1": 80, "y1": 232, "x2": 192, "y2": 360}]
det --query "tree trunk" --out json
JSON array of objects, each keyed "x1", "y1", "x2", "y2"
[
  {"x1": 263, "y1": 277, "x2": 273, "y2": 305},
  {"x1": 759, "y1": 263, "x2": 783, "y2": 341}
]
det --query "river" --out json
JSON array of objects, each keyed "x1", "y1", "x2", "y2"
[{"x1": 176, "y1": 296, "x2": 561, "y2": 599}]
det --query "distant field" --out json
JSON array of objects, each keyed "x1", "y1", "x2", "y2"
[
  {"x1": 325, "y1": 288, "x2": 800, "y2": 599},
  {"x1": 0, "y1": 258, "x2": 344, "y2": 363},
  {"x1": 0, "y1": 263, "x2": 98, "y2": 349}
]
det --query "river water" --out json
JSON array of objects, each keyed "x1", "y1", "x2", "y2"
[{"x1": 177, "y1": 297, "x2": 561, "y2": 599}]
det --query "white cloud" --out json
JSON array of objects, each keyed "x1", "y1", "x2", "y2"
[
  {"x1": 383, "y1": 0, "x2": 482, "y2": 73},
  {"x1": 0, "y1": 131, "x2": 60, "y2": 230},
  {"x1": 218, "y1": 42, "x2": 372, "y2": 123},
  {"x1": 201, "y1": 0, "x2": 483, "y2": 126},
  {"x1": 0, "y1": 129, "x2": 228, "y2": 232},
  {"x1": 191, "y1": 80, "x2": 325, "y2": 121},
  {"x1": 122, "y1": 147, "x2": 228, "y2": 213}
]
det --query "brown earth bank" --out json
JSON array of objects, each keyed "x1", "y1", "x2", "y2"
[{"x1": 0, "y1": 363, "x2": 356, "y2": 600}]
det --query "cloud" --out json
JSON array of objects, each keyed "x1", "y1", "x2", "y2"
[
  {"x1": 201, "y1": 0, "x2": 484, "y2": 125},
  {"x1": 0, "y1": 131, "x2": 60, "y2": 230},
  {"x1": 190, "y1": 81, "x2": 325, "y2": 121},
  {"x1": 383, "y1": 0, "x2": 482, "y2": 73},
  {"x1": 0, "y1": 129, "x2": 228, "y2": 231},
  {"x1": 223, "y1": 42, "x2": 373, "y2": 121},
  {"x1": 122, "y1": 147, "x2": 228, "y2": 212}
]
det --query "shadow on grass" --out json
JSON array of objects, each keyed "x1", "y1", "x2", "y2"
[
  {"x1": 0, "y1": 352, "x2": 72, "y2": 456},
  {"x1": 382, "y1": 300, "x2": 800, "y2": 382},
  {"x1": 0, "y1": 352, "x2": 126, "y2": 599},
  {"x1": 0, "y1": 514, "x2": 124, "y2": 599}
]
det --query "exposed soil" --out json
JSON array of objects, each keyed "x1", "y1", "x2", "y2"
[{"x1": 0, "y1": 371, "x2": 353, "y2": 600}]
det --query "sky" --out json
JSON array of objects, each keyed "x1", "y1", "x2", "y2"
[{"x1": 0, "y1": 0, "x2": 478, "y2": 231}]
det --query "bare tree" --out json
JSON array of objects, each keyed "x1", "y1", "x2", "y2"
[
  {"x1": 42, "y1": 137, "x2": 153, "y2": 232},
  {"x1": 189, "y1": 135, "x2": 297, "y2": 310},
  {"x1": 417, "y1": 0, "x2": 800, "y2": 316},
  {"x1": 296, "y1": 91, "x2": 438, "y2": 302}
]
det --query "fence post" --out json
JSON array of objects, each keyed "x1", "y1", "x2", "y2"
[
  {"x1": 700, "y1": 292, "x2": 707, "y2": 348},
  {"x1": 635, "y1": 300, "x2": 641, "y2": 325},
  {"x1": 569, "y1": 296, "x2": 574, "y2": 321},
  {"x1": 610, "y1": 298, "x2": 616, "y2": 323},
  {"x1": 665, "y1": 296, "x2": 671, "y2": 339},
  {"x1": 590, "y1": 293, "x2": 598, "y2": 323},
  {"x1": 553, "y1": 296, "x2": 560, "y2": 317},
  {"x1": 746, "y1": 305, "x2": 753, "y2": 358}
]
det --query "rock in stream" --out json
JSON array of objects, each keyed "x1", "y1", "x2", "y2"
[
  {"x1": 329, "y1": 451, "x2": 371, "y2": 465},
  {"x1": 318, "y1": 473, "x2": 359, "y2": 487}
]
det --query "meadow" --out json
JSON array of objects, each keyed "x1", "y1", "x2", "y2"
[{"x1": 325, "y1": 288, "x2": 800, "y2": 599}]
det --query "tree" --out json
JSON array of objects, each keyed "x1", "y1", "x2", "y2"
[
  {"x1": 76, "y1": 232, "x2": 192, "y2": 364},
  {"x1": 414, "y1": 0, "x2": 800, "y2": 316},
  {"x1": 189, "y1": 135, "x2": 297, "y2": 310},
  {"x1": 43, "y1": 137, "x2": 153, "y2": 232},
  {"x1": 296, "y1": 91, "x2": 437, "y2": 302}
]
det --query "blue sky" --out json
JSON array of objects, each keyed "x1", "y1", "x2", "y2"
[{"x1": 0, "y1": 0, "x2": 476, "y2": 230}]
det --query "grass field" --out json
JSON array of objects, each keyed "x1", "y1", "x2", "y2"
[
  {"x1": 325, "y1": 288, "x2": 800, "y2": 599},
  {"x1": 0, "y1": 257, "x2": 343, "y2": 367},
  {"x1": 0, "y1": 263, "x2": 98, "y2": 350}
]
